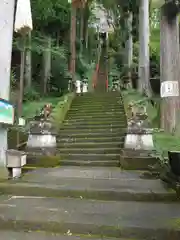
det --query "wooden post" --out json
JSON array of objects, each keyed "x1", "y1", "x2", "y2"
[
  {"x1": 160, "y1": 5, "x2": 180, "y2": 133},
  {"x1": 0, "y1": 0, "x2": 15, "y2": 166}
]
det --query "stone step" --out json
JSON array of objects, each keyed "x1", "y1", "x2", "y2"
[
  {"x1": 66, "y1": 113, "x2": 124, "y2": 119},
  {"x1": 1, "y1": 167, "x2": 177, "y2": 202},
  {"x1": 59, "y1": 131, "x2": 126, "y2": 139},
  {"x1": 65, "y1": 116, "x2": 126, "y2": 122},
  {"x1": 0, "y1": 196, "x2": 180, "y2": 239},
  {"x1": 60, "y1": 124, "x2": 126, "y2": 130},
  {"x1": 60, "y1": 153, "x2": 120, "y2": 161},
  {"x1": 71, "y1": 102, "x2": 123, "y2": 107},
  {"x1": 71, "y1": 104, "x2": 124, "y2": 109},
  {"x1": 66, "y1": 111, "x2": 124, "y2": 117},
  {"x1": 68, "y1": 108, "x2": 124, "y2": 113},
  {"x1": 60, "y1": 159, "x2": 118, "y2": 167},
  {"x1": 59, "y1": 147, "x2": 120, "y2": 155},
  {"x1": 68, "y1": 109, "x2": 124, "y2": 115},
  {"x1": 57, "y1": 136, "x2": 125, "y2": 143},
  {"x1": 58, "y1": 141, "x2": 123, "y2": 149},
  {"x1": 69, "y1": 107, "x2": 124, "y2": 112},
  {"x1": 73, "y1": 95, "x2": 121, "y2": 100},
  {"x1": 73, "y1": 96, "x2": 122, "y2": 101},
  {"x1": 63, "y1": 119, "x2": 126, "y2": 125},
  {"x1": 59, "y1": 128, "x2": 125, "y2": 135},
  {"x1": 0, "y1": 231, "x2": 124, "y2": 240},
  {"x1": 74, "y1": 91, "x2": 121, "y2": 95},
  {"x1": 66, "y1": 114, "x2": 127, "y2": 125},
  {"x1": 72, "y1": 102, "x2": 123, "y2": 107}
]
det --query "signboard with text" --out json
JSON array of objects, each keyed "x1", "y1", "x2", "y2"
[
  {"x1": 160, "y1": 81, "x2": 179, "y2": 98},
  {"x1": 0, "y1": 99, "x2": 14, "y2": 125}
]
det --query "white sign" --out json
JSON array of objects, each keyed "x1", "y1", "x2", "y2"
[
  {"x1": 160, "y1": 81, "x2": 179, "y2": 98},
  {"x1": 18, "y1": 118, "x2": 25, "y2": 126}
]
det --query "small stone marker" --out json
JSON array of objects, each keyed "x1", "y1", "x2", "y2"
[
  {"x1": 76, "y1": 80, "x2": 81, "y2": 94},
  {"x1": 6, "y1": 149, "x2": 27, "y2": 178},
  {"x1": 82, "y1": 82, "x2": 88, "y2": 93}
]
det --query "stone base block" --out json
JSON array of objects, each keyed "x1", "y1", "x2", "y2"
[
  {"x1": 27, "y1": 134, "x2": 56, "y2": 148},
  {"x1": 124, "y1": 133, "x2": 154, "y2": 150},
  {"x1": 120, "y1": 149, "x2": 158, "y2": 170}
]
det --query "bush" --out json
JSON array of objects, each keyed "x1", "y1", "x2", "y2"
[{"x1": 23, "y1": 87, "x2": 40, "y2": 102}]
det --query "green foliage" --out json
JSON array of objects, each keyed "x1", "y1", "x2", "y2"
[
  {"x1": 31, "y1": 0, "x2": 70, "y2": 33},
  {"x1": 50, "y1": 93, "x2": 75, "y2": 128},
  {"x1": 23, "y1": 87, "x2": 41, "y2": 102},
  {"x1": 10, "y1": 70, "x2": 17, "y2": 89}
]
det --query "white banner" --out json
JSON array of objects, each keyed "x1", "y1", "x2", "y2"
[{"x1": 160, "y1": 81, "x2": 179, "y2": 98}]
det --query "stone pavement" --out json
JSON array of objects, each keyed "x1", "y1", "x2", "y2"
[
  {"x1": 0, "y1": 167, "x2": 179, "y2": 239},
  {"x1": 0, "y1": 167, "x2": 177, "y2": 202},
  {"x1": 0, "y1": 231, "x2": 120, "y2": 240}
]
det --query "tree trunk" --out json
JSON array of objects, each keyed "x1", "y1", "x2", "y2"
[
  {"x1": 42, "y1": 35, "x2": 51, "y2": 95},
  {"x1": 160, "y1": 6, "x2": 180, "y2": 133},
  {"x1": 83, "y1": 2, "x2": 89, "y2": 50},
  {"x1": 125, "y1": 11, "x2": 133, "y2": 88},
  {"x1": 138, "y1": 0, "x2": 151, "y2": 96},
  {"x1": 80, "y1": 7, "x2": 84, "y2": 54},
  {"x1": 70, "y1": 5, "x2": 77, "y2": 86},
  {"x1": 24, "y1": 32, "x2": 32, "y2": 89}
]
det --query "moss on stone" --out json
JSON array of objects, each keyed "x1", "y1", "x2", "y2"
[
  {"x1": 8, "y1": 128, "x2": 27, "y2": 149},
  {"x1": 25, "y1": 155, "x2": 60, "y2": 168},
  {"x1": 50, "y1": 92, "x2": 75, "y2": 129},
  {"x1": 168, "y1": 218, "x2": 180, "y2": 229}
]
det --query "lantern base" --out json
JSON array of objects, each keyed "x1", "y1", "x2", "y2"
[{"x1": 124, "y1": 133, "x2": 154, "y2": 150}]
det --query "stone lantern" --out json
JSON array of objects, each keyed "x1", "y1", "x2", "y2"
[{"x1": 125, "y1": 104, "x2": 154, "y2": 150}]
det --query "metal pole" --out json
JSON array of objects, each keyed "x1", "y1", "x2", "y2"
[{"x1": 0, "y1": 0, "x2": 16, "y2": 167}]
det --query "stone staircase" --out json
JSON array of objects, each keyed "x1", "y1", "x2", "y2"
[
  {"x1": 0, "y1": 41, "x2": 179, "y2": 239},
  {"x1": 0, "y1": 90, "x2": 179, "y2": 239},
  {"x1": 58, "y1": 92, "x2": 126, "y2": 167}
]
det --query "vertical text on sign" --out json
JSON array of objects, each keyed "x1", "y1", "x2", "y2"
[{"x1": 160, "y1": 81, "x2": 179, "y2": 98}]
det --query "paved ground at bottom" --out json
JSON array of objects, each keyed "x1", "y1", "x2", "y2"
[
  {"x1": 0, "y1": 167, "x2": 176, "y2": 200},
  {"x1": 0, "y1": 167, "x2": 179, "y2": 239},
  {"x1": 0, "y1": 196, "x2": 179, "y2": 238},
  {"x1": 0, "y1": 231, "x2": 123, "y2": 240}
]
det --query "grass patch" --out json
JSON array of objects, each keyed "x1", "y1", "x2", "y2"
[
  {"x1": 50, "y1": 92, "x2": 75, "y2": 129},
  {"x1": 22, "y1": 97, "x2": 60, "y2": 119}
]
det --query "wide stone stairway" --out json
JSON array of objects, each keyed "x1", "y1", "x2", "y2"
[
  {"x1": 0, "y1": 91, "x2": 179, "y2": 239},
  {"x1": 58, "y1": 92, "x2": 126, "y2": 167}
]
